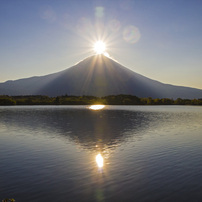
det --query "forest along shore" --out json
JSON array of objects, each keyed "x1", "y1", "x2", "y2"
[{"x1": 0, "y1": 95, "x2": 202, "y2": 106}]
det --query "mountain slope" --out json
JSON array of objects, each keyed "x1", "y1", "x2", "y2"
[{"x1": 0, "y1": 54, "x2": 202, "y2": 99}]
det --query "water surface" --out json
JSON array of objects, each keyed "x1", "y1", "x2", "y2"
[{"x1": 0, "y1": 105, "x2": 202, "y2": 201}]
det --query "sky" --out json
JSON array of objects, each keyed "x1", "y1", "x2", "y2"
[{"x1": 0, "y1": 0, "x2": 202, "y2": 89}]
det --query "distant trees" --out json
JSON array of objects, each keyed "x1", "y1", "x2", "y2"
[
  {"x1": 104, "y1": 94, "x2": 140, "y2": 105},
  {"x1": 0, "y1": 95, "x2": 202, "y2": 106},
  {"x1": 2, "y1": 199, "x2": 15, "y2": 202},
  {"x1": 0, "y1": 96, "x2": 16, "y2": 105}
]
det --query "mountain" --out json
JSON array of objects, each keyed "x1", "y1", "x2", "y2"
[{"x1": 0, "y1": 54, "x2": 202, "y2": 99}]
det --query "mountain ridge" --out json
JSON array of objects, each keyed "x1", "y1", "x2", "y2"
[{"x1": 0, "y1": 54, "x2": 202, "y2": 99}]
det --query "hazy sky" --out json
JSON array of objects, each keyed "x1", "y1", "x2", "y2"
[{"x1": 1, "y1": 0, "x2": 202, "y2": 89}]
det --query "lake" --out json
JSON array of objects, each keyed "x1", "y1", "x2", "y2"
[{"x1": 0, "y1": 105, "x2": 202, "y2": 202}]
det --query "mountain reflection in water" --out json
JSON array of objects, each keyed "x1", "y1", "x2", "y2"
[{"x1": 0, "y1": 106, "x2": 151, "y2": 154}]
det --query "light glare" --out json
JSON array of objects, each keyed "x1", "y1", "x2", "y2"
[
  {"x1": 96, "y1": 154, "x2": 104, "y2": 168},
  {"x1": 89, "y1": 105, "x2": 105, "y2": 110},
  {"x1": 94, "y1": 41, "x2": 106, "y2": 54}
]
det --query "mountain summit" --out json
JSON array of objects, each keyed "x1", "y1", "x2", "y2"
[{"x1": 0, "y1": 54, "x2": 202, "y2": 99}]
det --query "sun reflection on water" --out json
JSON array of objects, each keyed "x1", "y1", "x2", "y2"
[
  {"x1": 96, "y1": 153, "x2": 104, "y2": 168},
  {"x1": 89, "y1": 105, "x2": 105, "y2": 110}
]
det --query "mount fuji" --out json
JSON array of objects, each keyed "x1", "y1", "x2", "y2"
[{"x1": 0, "y1": 54, "x2": 202, "y2": 99}]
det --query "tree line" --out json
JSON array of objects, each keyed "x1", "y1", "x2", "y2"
[{"x1": 0, "y1": 94, "x2": 202, "y2": 106}]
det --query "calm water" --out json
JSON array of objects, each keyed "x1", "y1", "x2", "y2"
[{"x1": 0, "y1": 105, "x2": 202, "y2": 202}]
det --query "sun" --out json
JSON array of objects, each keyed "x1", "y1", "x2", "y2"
[{"x1": 93, "y1": 40, "x2": 106, "y2": 54}]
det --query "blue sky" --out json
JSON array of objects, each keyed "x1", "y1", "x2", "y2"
[{"x1": 1, "y1": 0, "x2": 202, "y2": 89}]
